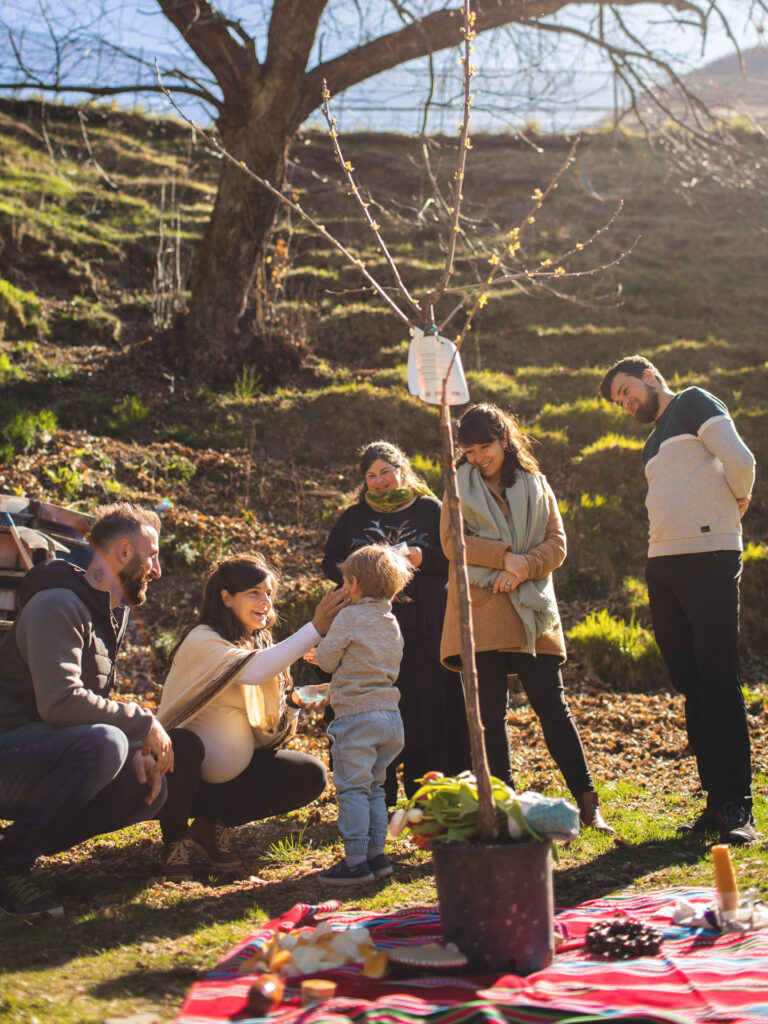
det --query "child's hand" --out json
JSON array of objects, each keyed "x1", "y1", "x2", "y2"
[{"x1": 303, "y1": 646, "x2": 318, "y2": 665}]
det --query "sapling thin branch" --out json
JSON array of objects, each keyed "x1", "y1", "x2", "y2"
[
  {"x1": 439, "y1": 197, "x2": 631, "y2": 331},
  {"x1": 430, "y1": 6, "x2": 476, "y2": 302},
  {"x1": 321, "y1": 80, "x2": 420, "y2": 317}
]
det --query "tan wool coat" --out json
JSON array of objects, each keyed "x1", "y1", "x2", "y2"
[{"x1": 439, "y1": 481, "x2": 567, "y2": 669}]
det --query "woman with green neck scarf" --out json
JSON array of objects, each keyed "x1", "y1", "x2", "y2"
[{"x1": 321, "y1": 441, "x2": 471, "y2": 804}]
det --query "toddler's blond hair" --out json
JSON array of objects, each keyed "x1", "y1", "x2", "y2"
[{"x1": 340, "y1": 544, "x2": 413, "y2": 601}]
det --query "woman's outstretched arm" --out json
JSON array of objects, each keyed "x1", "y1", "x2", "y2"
[{"x1": 238, "y1": 588, "x2": 348, "y2": 687}]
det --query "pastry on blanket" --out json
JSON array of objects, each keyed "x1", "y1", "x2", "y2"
[
  {"x1": 301, "y1": 979, "x2": 337, "y2": 1006},
  {"x1": 387, "y1": 942, "x2": 467, "y2": 969}
]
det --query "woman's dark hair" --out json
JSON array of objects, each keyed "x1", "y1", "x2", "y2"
[
  {"x1": 355, "y1": 440, "x2": 423, "y2": 502},
  {"x1": 169, "y1": 554, "x2": 279, "y2": 664},
  {"x1": 456, "y1": 403, "x2": 539, "y2": 488}
]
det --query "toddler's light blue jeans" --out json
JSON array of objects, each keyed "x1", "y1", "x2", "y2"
[{"x1": 328, "y1": 709, "x2": 403, "y2": 858}]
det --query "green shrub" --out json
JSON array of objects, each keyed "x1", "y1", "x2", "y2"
[
  {"x1": 232, "y1": 366, "x2": 261, "y2": 401},
  {"x1": 411, "y1": 453, "x2": 444, "y2": 494},
  {"x1": 152, "y1": 628, "x2": 179, "y2": 669},
  {"x1": 556, "y1": 492, "x2": 646, "y2": 601},
  {"x1": 567, "y1": 609, "x2": 667, "y2": 692},
  {"x1": 42, "y1": 464, "x2": 87, "y2": 502},
  {"x1": 620, "y1": 574, "x2": 651, "y2": 624},
  {"x1": 0, "y1": 352, "x2": 19, "y2": 384},
  {"x1": 569, "y1": 443, "x2": 648, "y2": 507},
  {"x1": 160, "y1": 533, "x2": 200, "y2": 570},
  {"x1": 743, "y1": 541, "x2": 768, "y2": 564},
  {"x1": 0, "y1": 399, "x2": 57, "y2": 463},
  {"x1": 0, "y1": 278, "x2": 48, "y2": 340},
  {"x1": 159, "y1": 454, "x2": 196, "y2": 487},
  {"x1": 580, "y1": 432, "x2": 644, "y2": 457},
  {"x1": 536, "y1": 397, "x2": 638, "y2": 446},
  {"x1": 106, "y1": 395, "x2": 150, "y2": 437},
  {"x1": 741, "y1": 546, "x2": 768, "y2": 661}
]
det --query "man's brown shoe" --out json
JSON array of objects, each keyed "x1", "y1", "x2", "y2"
[{"x1": 189, "y1": 818, "x2": 243, "y2": 871}]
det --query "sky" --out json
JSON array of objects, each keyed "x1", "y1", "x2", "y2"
[{"x1": 0, "y1": 1, "x2": 765, "y2": 133}]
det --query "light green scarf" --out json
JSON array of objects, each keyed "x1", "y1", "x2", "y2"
[
  {"x1": 457, "y1": 461, "x2": 559, "y2": 654},
  {"x1": 364, "y1": 481, "x2": 434, "y2": 513}
]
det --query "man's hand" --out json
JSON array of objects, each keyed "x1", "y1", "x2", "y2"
[
  {"x1": 132, "y1": 749, "x2": 163, "y2": 805},
  {"x1": 142, "y1": 718, "x2": 174, "y2": 774},
  {"x1": 737, "y1": 494, "x2": 752, "y2": 519}
]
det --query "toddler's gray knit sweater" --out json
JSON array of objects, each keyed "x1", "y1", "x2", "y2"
[{"x1": 314, "y1": 597, "x2": 403, "y2": 720}]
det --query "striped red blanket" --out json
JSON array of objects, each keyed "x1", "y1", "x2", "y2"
[{"x1": 174, "y1": 887, "x2": 768, "y2": 1024}]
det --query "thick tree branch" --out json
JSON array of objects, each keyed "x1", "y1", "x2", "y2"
[
  {"x1": 156, "y1": 0, "x2": 254, "y2": 102},
  {"x1": 265, "y1": 0, "x2": 328, "y2": 80},
  {"x1": 299, "y1": 0, "x2": 696, "y2": 120}
]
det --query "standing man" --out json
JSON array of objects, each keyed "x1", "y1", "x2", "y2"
[
  {"x1": 599, "y1": 356, "x2": 756, "y2": 844},
  {"x1": 0, "y1": 502, "x2": 174, "y2": 917}
]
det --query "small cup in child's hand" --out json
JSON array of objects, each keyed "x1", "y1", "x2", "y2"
[{"x1": 293, "y1": 683, "x2": 331, "y2": 709}]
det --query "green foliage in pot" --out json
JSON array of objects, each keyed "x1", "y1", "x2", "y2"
[{"x1": 389, "y1": 772, "x2": 578, "y2": 849}]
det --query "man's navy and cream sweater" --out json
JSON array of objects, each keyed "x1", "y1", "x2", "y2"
[{"x1": 643, "y1": 387, "x2": 755, "y2": 558}]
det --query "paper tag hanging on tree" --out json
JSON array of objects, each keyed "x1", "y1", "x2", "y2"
[{"x1": 407, "y1": 325, "x2": 470, "y2": 406}]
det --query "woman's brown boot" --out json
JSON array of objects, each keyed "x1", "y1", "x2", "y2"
[
  {"x1": 188, "y1": 818, "x2": 243, "y2": 871},
  {"x1": 579, "y1": 791, "x2": 616, "y2": 835}
]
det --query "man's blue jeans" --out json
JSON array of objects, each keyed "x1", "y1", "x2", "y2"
[
  {"x1": 0, "y1": 721, "x2": 167, "y2": 873},
  {"x1": 328, "y1": 709, "x2": 403, "y2": 858}
]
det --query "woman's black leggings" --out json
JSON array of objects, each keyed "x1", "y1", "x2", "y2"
[
  {"x1": 473, "y1": 651, "x2": 593, "y2": 801},
  {"x1": 159, "y1": 728, "x2": 328, "y2": 843}
]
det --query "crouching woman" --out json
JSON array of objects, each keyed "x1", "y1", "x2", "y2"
[{"x1": 156, "y1": 555, "x2": 346, "y2": 879}]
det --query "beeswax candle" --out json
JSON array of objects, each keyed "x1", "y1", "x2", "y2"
[{"x1": 712, "y1": 844, "x2": 739, "y2": 912}]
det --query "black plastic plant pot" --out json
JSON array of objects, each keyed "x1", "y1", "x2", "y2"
[{"x1": 432, "y1": 840, "x2": 554, "y2": 975}]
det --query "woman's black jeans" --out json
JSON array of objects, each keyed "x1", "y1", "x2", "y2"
[
  {"x1": 159, "y1": 728, "x2": 328, "y2": 843},
  {"x1": 473, "y1": 650, "x2": 593, "y2": 801}
]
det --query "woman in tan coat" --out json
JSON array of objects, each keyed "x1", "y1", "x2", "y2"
[{"x1": 441, "y1": 403, "x2": 612, "y2": 832}]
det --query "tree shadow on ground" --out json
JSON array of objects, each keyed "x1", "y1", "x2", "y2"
[
  {"x1": 555, "y1": 832, "x2": 717, "y2": 905},
  {"x1": 1, "y1": 815, "x2": 430, "y2": 972},
  {"x1": 89, "y1": 965, "x2": 202, "y2": 1002}
]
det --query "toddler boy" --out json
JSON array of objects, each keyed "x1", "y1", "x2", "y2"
[{"x1": 314, "y1": 544, "x2": 413, "y2": 885}]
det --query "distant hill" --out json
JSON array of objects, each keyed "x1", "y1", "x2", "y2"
[{"x1": 634, "y1": 45, "x2": 768, "y2": 125}]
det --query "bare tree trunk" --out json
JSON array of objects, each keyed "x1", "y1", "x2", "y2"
[
  {"x1": 439, "y1": 401, "x2": 498, "y2": 842},
  {"x1": 171, "y1": 57, "x2": 315, "y2": 385},
  {"x1": 169, "y1": 97, "x2": 297, "y2": 384}
]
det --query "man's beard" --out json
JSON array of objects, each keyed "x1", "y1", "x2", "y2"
[
  {"x1": 633, "y1": 386, "x2": 660, "y2": 424},
  {"x1": 119, "y1": 555, "x2": 151, "y2": 606}
]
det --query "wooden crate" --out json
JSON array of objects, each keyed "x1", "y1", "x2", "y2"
[{"x1": 0, "y1": 530, "x2": 27, "y2": 571}]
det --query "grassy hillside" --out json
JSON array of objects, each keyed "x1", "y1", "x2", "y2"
[
  {"x1": 1, "y1": 98, "x2": 768, "y2": 1024},
  {"x1": 1, "y1": 97, "x2": 766, "y2": 679}
]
